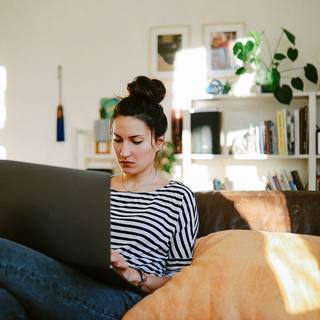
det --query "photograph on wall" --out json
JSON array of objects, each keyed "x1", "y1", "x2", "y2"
[
  {"x1": 204, "y1": 22, "x2": 244, "y2": 78},
  {"x1": 150, "y1": 26, "x2": 189, "y2": 79}
]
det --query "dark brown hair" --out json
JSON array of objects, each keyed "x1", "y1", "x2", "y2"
[{"x1": 111, "y1": 76, "x2": 168, "y2": 141}]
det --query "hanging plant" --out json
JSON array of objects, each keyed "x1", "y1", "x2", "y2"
[{"x1": 233, "y1": 28, "x2": 319, "y2": 105}]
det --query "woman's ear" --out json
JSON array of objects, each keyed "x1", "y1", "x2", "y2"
[{"x1": 156, "y1": 135, "x2": 165, "y2": 151}]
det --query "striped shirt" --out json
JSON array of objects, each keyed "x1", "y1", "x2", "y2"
[{"x1": 110, "y1": 181, "x2": 199, "y2": 278}]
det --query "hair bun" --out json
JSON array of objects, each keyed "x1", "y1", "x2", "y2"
[{"x1": 127, "y1": 76, "x2": 166, "y2": 104}]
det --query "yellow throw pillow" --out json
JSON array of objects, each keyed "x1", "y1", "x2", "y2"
[{"x1": 123, "y1": 230, "x2": 320, "y2": 320}]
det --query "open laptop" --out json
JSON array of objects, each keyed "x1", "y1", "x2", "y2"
[{"x1": 0, "y1": 159, "x2": 135, "y2": 290}]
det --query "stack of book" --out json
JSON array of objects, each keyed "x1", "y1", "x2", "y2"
[
  {"x1": 266, "y1": 167, "x2": 305, "y2": 191},
  {"x1": 242, "y1": 106, "x2": 309, "y2": 156}
]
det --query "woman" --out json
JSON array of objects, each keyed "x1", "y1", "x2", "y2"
[{"x1": 0, "y1": 76, "x2": 199, "y2": 319}]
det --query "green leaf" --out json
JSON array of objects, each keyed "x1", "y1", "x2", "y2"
[
  {"x1": 233, "y1": 42, "x2": 247, "y2": 62},
  {"x1": 274, "y1": 85, "x2": 293, "y2": 105},
  {"x1": 274, "y1": 53, "x2": 286, "y2": 61},
  {"x1": 282, "y1": 28, "x2": 295, "y2": 45},
  {"x1": 261, "y1": 68, "x2": 280, "y2": 92},
  {"x1": 304, "y1": 63, "x2": 318, "y2": 84},
  {"x1": 287, "y1": 47, "x2": 298, "y2": 61},
  {"x1": 245, "y1": 40, "x2": 254, "y2": 52},
  {"x1": 235, "y1": 67, "x2": 247, "y2": 75},
  {"x1": 291, "y1": 77, "x2": 304, "y2": 91},
  {"x1": 256, "y1": 69, "x2": 273, "y2": 86},
  {"x1": 247, "y1": 31, "x2": 261, "y2": 44}
]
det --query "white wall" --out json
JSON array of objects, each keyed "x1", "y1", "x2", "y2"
[{"x1": 0, "y1": 0, "x2": 319, "y2": 168}]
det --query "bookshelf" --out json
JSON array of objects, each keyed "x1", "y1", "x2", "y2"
[{"x1": 182, "y1": 91, "x2": 320, "y2": 191}]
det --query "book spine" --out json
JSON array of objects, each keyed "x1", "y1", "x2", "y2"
[
  {"x1": 291, "y1": 170, "x2": 304, "y2": 190},
  {"x1": 282, "y1": 108, "x2": 289, "y2": 155},
  {"x1": 277, "y1": 111, "x2": 285, "y2": 155},
  {"x1": 264, "y1": 120, "x2": 269, "y2": 154},
  {"x1": 267, "y1": 170, "x2": 277, "y2": 190},
  {"x1": 268, "y1": 121, "x2": 273, "y2": 154},
  {"x1": 271, "y1": 124, "x2": 278, "y2": 155},
  {"x1": 294, "y1": 109, "x2": 300, "y2": 156},
  {"x1": 273, "y1": 175, "x2": 282, "y2": 190},
  {"x1": 259, "y1": 121, "x2": 265, "y2": 154}
]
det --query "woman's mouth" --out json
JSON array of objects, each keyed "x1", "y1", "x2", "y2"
[{"x1": 120, "y1": 161, "x2": 134, "y2": 167}]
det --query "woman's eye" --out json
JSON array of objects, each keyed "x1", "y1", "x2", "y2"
[
  {"x1": 113, "y1": 138, "x2": 122, "y2": 143},
  {"x1": 132, "y1": 141, "x2": 142, "y2": 145}
]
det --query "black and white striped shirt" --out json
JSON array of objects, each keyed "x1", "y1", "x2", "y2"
[{"x1": 110, "y1": 181, "x2": 199, "y2": 278}]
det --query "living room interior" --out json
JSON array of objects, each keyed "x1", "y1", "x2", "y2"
[
  {"x1": 1, "y1": 2, "x2": 320, "y2": 318},
  {"x1": 0, "y1": 0, "x2": 320, "y2": 192}
]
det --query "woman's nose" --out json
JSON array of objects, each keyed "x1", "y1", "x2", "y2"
[{"x1": 120, "y1": 143, "x2": 131, "y2": 157}]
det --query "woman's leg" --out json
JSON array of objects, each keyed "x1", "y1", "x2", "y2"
[{"x1": 0, "y1": 238, "x2": 144, "y2": 320}]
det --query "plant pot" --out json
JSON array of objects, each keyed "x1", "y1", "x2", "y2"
[{"x1": 93, "y1": 119, "x2": 111, "y2": 142}]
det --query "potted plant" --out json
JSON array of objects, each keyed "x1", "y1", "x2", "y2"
[
  {"x1": 233, "y1": 28, "x2": 319, "y2": 105},
  {"x1": 158, "y1": 141, "x2": 176, "y2": 174}
]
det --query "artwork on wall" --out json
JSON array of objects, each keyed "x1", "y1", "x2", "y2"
[
  {"x1": 203, "y1": 22, "x2": 244, "y2": 78},
  {"x1": 150, "y1": 26, "x2": 189, "y2": 80}
]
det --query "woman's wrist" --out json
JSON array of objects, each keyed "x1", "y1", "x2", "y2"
[
  {"x1": 135, "y1": 267, "x2": 148, "y2": 289},
  {"x1": 128, "y1": 267, "x2": 143, "y2": 287}
]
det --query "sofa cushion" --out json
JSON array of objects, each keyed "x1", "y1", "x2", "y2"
[{"x1": 123, "y1": 230, "x2": 320, "y2": 320}]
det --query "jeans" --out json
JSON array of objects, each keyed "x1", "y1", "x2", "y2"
[{"x1": 0, "y1": 238, "x2": 144, "y2": 320}]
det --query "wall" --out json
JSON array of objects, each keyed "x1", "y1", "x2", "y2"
[{"x1": 0, "y1": 0, "x2": 319, "y2": 168}]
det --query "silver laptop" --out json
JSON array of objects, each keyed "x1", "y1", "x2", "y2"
[{"x1": 0, "y1": 160, "x2": 134, "y2": 290}]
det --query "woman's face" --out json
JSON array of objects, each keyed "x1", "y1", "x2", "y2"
[{"x1": 112, "y1": 116, "x2": 163, "y2": 175}]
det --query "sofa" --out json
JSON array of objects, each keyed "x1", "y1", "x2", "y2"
[{"x1": 123, "y1": 190, "x2": 320, "y2": 320}]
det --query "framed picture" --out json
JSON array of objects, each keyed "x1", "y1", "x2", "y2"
[
  {"x1": 150, "y1": 26, "x2": 189, "y2": 80},
  {"x1": 203, "y1": 22, "x2": 244, "y2": 78}
]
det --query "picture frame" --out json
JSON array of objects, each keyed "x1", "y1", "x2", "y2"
[
  {"x1": 203, "y1": 22, "x2": 245, "y2": 78},
  {"x1": 150, "y1": 26, "x2": 190, "y2": 80}
]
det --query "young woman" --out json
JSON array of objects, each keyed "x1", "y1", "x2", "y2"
[{"x1": 0, "y1": 76, "x2": 199, "y2": 320}]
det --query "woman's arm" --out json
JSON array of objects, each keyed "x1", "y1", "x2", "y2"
[{"x1": 111, "y1": 249, "x2": 170, "y2": 295}]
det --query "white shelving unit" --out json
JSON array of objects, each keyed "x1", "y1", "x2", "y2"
[
  {"x1": 182, "y1": 91, "x2": 320, "y2": 191},
  {"x1": 72, "y1": 128, "x2": 118, "y2": 172}
]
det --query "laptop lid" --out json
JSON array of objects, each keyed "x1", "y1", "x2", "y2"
[{"x1": 0, "y1": 160, "x2": 134, "y2": 289}]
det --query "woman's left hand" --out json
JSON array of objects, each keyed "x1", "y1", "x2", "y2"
[
  {"x1": 110, "y1": 249, "x2": 170, "y2": 294},
  {"x1": 111, "y1": 249, "x2": 141, "y2": 285}
]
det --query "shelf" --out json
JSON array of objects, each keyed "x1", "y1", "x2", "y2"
[{"x1": 187, "y1": 154, "x2": 310, "y2": 160}]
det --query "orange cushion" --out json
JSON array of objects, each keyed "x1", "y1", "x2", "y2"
[{"x1": 123, "y1": 230, "x2": 320, "y2": 320}]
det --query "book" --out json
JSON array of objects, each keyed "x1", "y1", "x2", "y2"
[
  {"x1": 271, "y1": 124, "x2": 278, "y2": 155},
  {"x1": 264, "y1": 120, "x2": 269, "y2": 154},
  {"x1": 268, "y1": 121, "x2": 274, "y2": 154},
  {"x1": 294, "y1": 109, "x2": 300, "y2": 156},
  {"x1": 267, "y1": 170, "x2": 277, "y2": 190},
  {"x1": 287, "y1": 114, "x2": 295, "y2": 155},
  {"x1": 278, "y1": 167, "x2": 291, "y2": 190},
  {"x1": 277, "y1": 111, "x2": 285, "y2": 155},
  {"x1": 289, "y1": 180, "x2": 298, "y2": 191},
  {"x1": 291, "y1": 170, "x2": 304, "y2": 190},
  {"x1": 272, "y1": 175, "x2": 282, "y2": 190},
  {"x1": 282, "y1": 108, "x2": 290, "y2": 155},
  {"x1": 259, "y1": 121, "x2": 265, "y2": 154},
  {"x1": 301, "y1": 106, "x2": 308, "y2": 154}
]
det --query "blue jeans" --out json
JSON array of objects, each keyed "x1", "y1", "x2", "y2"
[{"x1": 0, "y1": 238, "x2": 145, "y2": 319}]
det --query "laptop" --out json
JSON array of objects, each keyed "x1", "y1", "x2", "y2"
[{"x1": 0, "y1": 159, "x2": 135, "y2": 290}]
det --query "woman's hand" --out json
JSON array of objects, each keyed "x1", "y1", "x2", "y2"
[
  {"x1": 110, "y1": 249, "x2": 171, "y2": 294},
  {"x1": 111, "y1": 249, "x2": 141, "y2": 286}
]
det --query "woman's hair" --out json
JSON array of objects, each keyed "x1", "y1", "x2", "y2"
[
  {"x1": 111, "y1": 75, "x2": 168, "y2": 141},
  {"x1": 110, "y1": 76, "x2": 168, "y2": 169}
]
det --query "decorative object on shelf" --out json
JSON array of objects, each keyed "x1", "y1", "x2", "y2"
[
  {"x1": 57, "y1": 65, "x2": 65, "y2": 142},
  {"x1": 150, "y1": 25, "x2": 189, "y2": 80},
  {"x1": 206, "y1": 79, "x2": 224, "y2": 94},
  {"x1": 94, "y1": 97, "x2": 118, "y2": 154},
  {"x1": 191, "y1": 111, "x2": 222, "y2": 154},
  {"x1": 171, "y1": 109, "x2": 183, "y2": 153},
  {"x1": 206, "y1": 79, "x2": 232, "y2": 95},
  {"x1": 159, "y1": 141, "x2": 176, "y2": 174},
  {"x1": 203, "y1": 22, "x2": 244, "y2": 78},
  {"x1": 233, "y1": 28, "x2": 319, "y2": 105}
]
